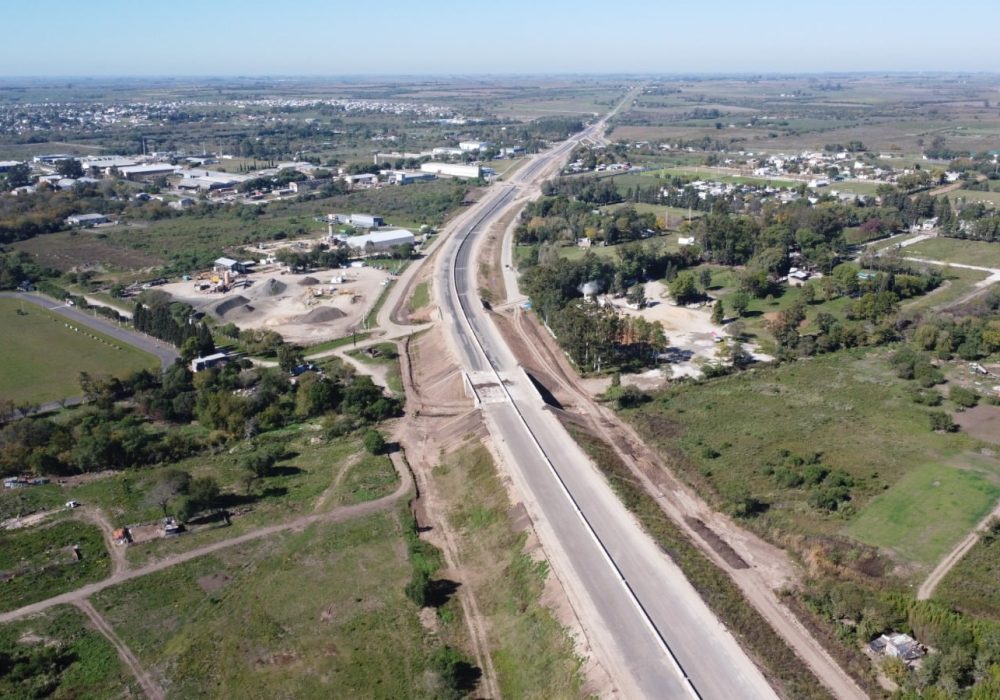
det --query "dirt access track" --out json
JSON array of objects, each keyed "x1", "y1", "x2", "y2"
[{"x1": 158, "y1": 265, "x2": 390, "y2": 344}]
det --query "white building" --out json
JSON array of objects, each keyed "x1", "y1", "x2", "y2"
[
  {"x1": 459, "y1": 141, "x2": 491, "y2": 152},
  {"x1": 120, "y1": 164, "x2": 179, "y2": 181},
  {"x1": 420, "y1": 162, "x2": 482, "y2": 179},
  {"x1": 389, "y1": 170, "x2": 436, "y2": 185},
  {"x1": 65, "y1": 213, "x2": 110, "y2": 227},
  {"x1": 336, "y1": 229, "x2": 415, "y2": 255}
]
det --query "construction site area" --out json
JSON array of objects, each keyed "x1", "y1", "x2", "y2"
[{"x1": 159, "y1": 265, "x2": 392, "y2": 344}]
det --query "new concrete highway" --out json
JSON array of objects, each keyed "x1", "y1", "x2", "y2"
[{"x1": 434, "y1": 97, "x2": 779, "y2": 698}]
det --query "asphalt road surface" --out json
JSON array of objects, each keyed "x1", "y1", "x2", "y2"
[{"x1": 435, "y1": 97, "x2": 779, "y2": 699}]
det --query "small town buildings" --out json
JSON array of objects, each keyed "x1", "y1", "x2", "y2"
[
  {"x1": 420, "y1": 162, "x2": 482, "y2": 179},
  {"x1": 65, "y1": 213, "x2": 110, "y2": 227},
  {"x1": 289, "y1": 179, "x2": 325, "y2": 194},
  {"x1": 0, "y1": 160, "x2": 24, "y2": 172}
]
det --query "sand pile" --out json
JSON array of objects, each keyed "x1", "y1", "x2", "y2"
[
  {"x1": 263, "y1": 278, "x2": 287, "y2": 296},
  {"x1": 294, "y1": 307, "x2": 347, "y2": 323},
  {"x1": 298, "y1": 276, "x2": 320, "y2": 286},
  {"x1": 214, "y1": 295, "x2": 258, "y2": 319}
]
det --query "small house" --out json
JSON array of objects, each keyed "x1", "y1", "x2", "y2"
[{"x1": 869, "y1": 633, "x2": 925, "y2": 664}]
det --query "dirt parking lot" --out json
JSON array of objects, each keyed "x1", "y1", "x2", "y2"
[
  {"x1": 604, "y1": 280, "x2": 771, "y2": 381},
  {"x1": 159, "y1": 265, "x2": 391, "y2": 344}
]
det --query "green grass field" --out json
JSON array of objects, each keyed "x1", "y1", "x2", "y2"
[
  {"x1": 845, "y1": 461, "x2": 1000, "y2": 566},
  {"x1": 0, "y1": 298, "x2": 158, "y2": 405},
  {"x1": 0, "y1": 519, "x2": 110, "y2": 612},
  {"x1": 625, "y1": 350, "x2": 1000, "y2": 571},
  {"x1": 904, "y1": 237, "x2": 1000, "y2": 269},
  {"x1": 91, "y1": 510, "x2": 443, "y2": 698}
]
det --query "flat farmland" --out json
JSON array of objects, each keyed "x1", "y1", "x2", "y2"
[{"x1": 0, "y1": 297, "x2": 158, "y2": 404}]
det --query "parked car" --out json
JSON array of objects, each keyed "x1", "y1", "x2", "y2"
[{"x1": 65, "y1": 500, "x2": 80, "y2": 508}]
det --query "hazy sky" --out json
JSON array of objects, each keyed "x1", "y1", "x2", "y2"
[{"x1": 3, "y1": 0, "x2": 998, "y2": 76}]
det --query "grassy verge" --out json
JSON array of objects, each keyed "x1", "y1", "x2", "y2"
[
  {"x1": 408, "y1": 281, "x2": 430, "y2": 313},
  {"x1": 0, "y1": 298, "x2": 158, "y2": 405},
  {"x1": 0, "y1": 519, "x2": 110, "y2": 612},
  {"x1": 303, "y1": 331, "x2": 373, "y2": 355},
  {"x1": 564, "y1": 421, "x2": 829, "y2": 698},
  {"x1": 432, "y1": 441, "x2": 584, "y2": 697},
  {"x1": 0, "y1": 604, "x2": 134, "y2": 697},
  {"x1": 563, "y1": 422, "x2": 830, "y2": 700}
]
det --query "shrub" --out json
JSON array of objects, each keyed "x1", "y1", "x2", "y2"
[
  {"x1": 950, "y1": 386, "x2": 979, "y2": 409},
  {"x1": 929, "y1": 411, "x2": 958, "y2": 432},
  {"x1": 363, "y1": 429, "x2": 386, "y2": 455}
]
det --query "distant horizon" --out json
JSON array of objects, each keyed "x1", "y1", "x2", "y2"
[
  {"x1": 4, "y1": 0, "x2": 998, "y2": 77},
  {"x1": 1, "y1": 70, "x2": 999, "y2": 82}
]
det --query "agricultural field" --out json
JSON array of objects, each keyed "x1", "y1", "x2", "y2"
[
  {"x1": 624, "y1": 349, "x2": 1000, "y2": 575},
  {"x1": 610, "y1": 74, "x2": 1000, "y2": 161},
  {"x1": 0, "y1": 297, "x2": 158, "y2": 405},
  {"x1": 89, "y1": 509, "x2": 451, "y2": 698}
]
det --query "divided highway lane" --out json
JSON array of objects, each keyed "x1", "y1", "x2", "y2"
[{"x1": 436, "y1": 104, "x2": 779, "y2": 698}]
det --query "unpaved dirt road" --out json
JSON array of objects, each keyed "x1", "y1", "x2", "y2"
[
  {"x1": 0, "y1": 457, "x2": 412, "y2": 625},
  {"x1": 75, "y1": 599, "x2": 165, "y2": 700},
  {"x1": 918, "y1": 501, "x2": 1000, "y2": 600}
]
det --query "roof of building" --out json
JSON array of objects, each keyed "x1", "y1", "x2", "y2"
[
  {"x1": 339, "y1": 229, "x2": 415, "y2": 248},
  {"x1": 67, "y1": 213, "x2": 109, "y2": 222},
  {"x1": 214, "y1": 257, "x2": 239, "y2": 267},
  {"x1": 120, "y1": 164, "x2": 179, "y2": 175}
]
